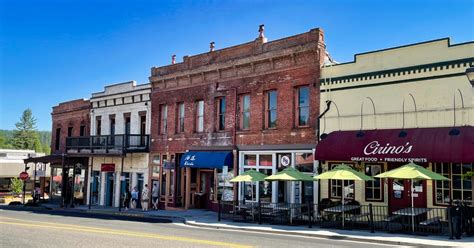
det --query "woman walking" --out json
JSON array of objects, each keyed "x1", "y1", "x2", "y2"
[
  {"x1": 141, "y1": 184, "x2": 150, "y2": 211},
  {"x1": 123, "y1": 187, "x2": 132, "y2": 210}
]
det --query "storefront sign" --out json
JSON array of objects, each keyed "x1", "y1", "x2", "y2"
[
  {"x1": 280, "y1": 156, "x2": 290, "y2": 166},
  {"x1": 101, "y1": 163, "x2": 115, "y2": 172}
]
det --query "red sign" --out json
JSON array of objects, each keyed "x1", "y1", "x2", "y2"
[
  {"x1": 101, "y1": 163, "x2": 115, "y2": 172},
  {"x1": 19, "y1": 172, "x2": 29, "y2": 181}
]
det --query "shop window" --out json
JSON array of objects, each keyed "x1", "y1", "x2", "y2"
[
  {"x1": 365, "y1": 164, "x2": 383, "y2": 201},
  {"x1": 259, "y1": 168, "x2": 272, "y2": 202},
  {"x1": 329, "y1": 163, "x2": 354, "y2": 200},
  {"x1": 195, "y1": 100, "x2": 204, "y2": 132},
  {"x1": 259, "y1": 155, "x2": 273, "y2": 167},
  {"x1": 169, "y1": 154, "x2": 175, "y2": 196},
  {"x1": 295, "y1": 153, "x2": 313, "y2": 173},
  {"x1": 159, "y1": 105, "x2": 168, "y2": 135},
  {"x1": 239, "y1": 94, "x2": 250, "y2": 130},
  {"x1": 296, "y1": 86, "x2": 310, "y2": 127},
  {"x1": 161, "y1": 155, "x2": 168, "y2": 196},
  {"x1": 265, "y1": 90, "x2": 277, "y2": 129},
  {"x1": 177, "y1": 102, "x2": 185, "y2": 133},
  {"x1": 216, "y1": 97, "x2": 226, "y2": 131},
  {"x1": 243, "y1": 154, "x2": 257, "y2": 167},
  {"x1": 434, "y1": 163, "x2": 472, "y2": 205}
]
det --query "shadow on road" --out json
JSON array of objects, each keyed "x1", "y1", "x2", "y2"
[{"x1": 0, "y1": 206, "x2": 173, "y2": 224}]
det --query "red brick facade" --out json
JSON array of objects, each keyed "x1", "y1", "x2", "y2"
[
  {"x1": 150, "y1": 28, "x2": 325, "y2": 153},
  {"x1": 51, "y1": 99, "x2": 90, "y2": 154}
]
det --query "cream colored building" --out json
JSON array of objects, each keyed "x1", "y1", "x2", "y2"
[
  {"x1": 316, "y1": 38, "x2": 474, "y2": 210},
  {"x1": 74, "y1": 81, "x2": 151, "y2": 207}
]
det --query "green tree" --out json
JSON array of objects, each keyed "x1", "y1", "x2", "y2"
[
  {"x1": 10, "y1": 177, "x2": 24, "y2": 196},
  {"x1": 42, "y1": 143, "x2": 51, "y2": 155},
  {"x1": 34, "y1": 135, "x2": 43, "y2": 153},
  {"x1": 12, "y1": 109, "x2": 37, "y2": 150}
]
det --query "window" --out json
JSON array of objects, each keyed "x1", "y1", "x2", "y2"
[
  {"x1": 67, "y1": 127, "x2": 73, "y2": 137},
  {"x1": 265, "y1": 90, "x2": 277, "y2": 129},
  {"x1": 365, "y1": 164, "x2": 383, "y2": 201},
  {"x1": 110, "y1": 117, "x2": 115, "y2": 135},
  {"x1": 161, "y1": 155, "x2": 168, "y2": 196},
  {"x1": 434, "y1": 163, "x2": 472, "y2": 205},
  {"x1": 55, "y1": 128, "x2": 61, "y2": 151},
  {"x1": 96, "y1": 118, "x2": 101, "y2": 135},
  {"x1": 296, "y1": 86, "x2": 310, "y2": 126},
  {"x1": 159, "y1": 105, "x2": 168, "y2": 134},
  {"x1": 239, "y1": 94, "x2": 250, "y2": 130},
  {"x1": 195, "y1": 100, "x2": 204, "y2": 132},
  {"x1": 217, "y1": 97, "x2": 226, "y2": 131},
  {"x1": 79, "y1": 125, "x2": 86, "y2": 136},
  {"x1": 124, "y1": 116, "x2": 130, "y2": 135},
  {"x1": 329, "y1": 163, "x2": 354, "y2": 200},
  {"x1": 177, "y1": 102, "x2": 185, "y2": 133}
]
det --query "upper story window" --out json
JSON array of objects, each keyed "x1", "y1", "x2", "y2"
[
  {"x1": 159, "y1": 105, "x2": 168, "y2": 135},
  {"x1": 96, "y1": 117, "x2": 102, "y2": 136},
  {"x1": 67, "y1": 127, "x2": 73, "y2": 137},
  {"x1": 55, "y1": 128, "x2": 61, "y2": 151},
  {"x1": 239, "y1": 94, "x2": 250, "y2": 130},
  {"x1": 296, "y1": 86, "x2": 310, "y2": 127},
  {"x1": 217, "y1": 97, "x2": 226, "y2": 131},
  {"x1": 79, "y1": 125, "x2": 86, "y2": 136},
  {"x1": 265, "y1": 90, "x2": 277, "y2": 129},
  {"x1": 124, "y1": 116, "x2": 131, "y2": 135},
  {"x1": 177, "y1": 102, "x2": 185, "y2": 133},
  {"x1": 195, "y1": 100, "x2": 204, "y2": 132},
  {"x1": 110, "y1": 116, "x2": 116, "y2": 135}
]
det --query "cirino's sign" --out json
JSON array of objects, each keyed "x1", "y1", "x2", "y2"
[{"x1": 351, "y1": 140, "x2": 427, "y2": 163}]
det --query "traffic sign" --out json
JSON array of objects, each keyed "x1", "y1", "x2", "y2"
[{"x1": 19, "y1": 171, "x2": 29, "y2": 181}]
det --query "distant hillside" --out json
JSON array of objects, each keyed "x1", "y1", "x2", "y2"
[{"x1": 0, "y1": 129, "x2": 51, "y2": 154}]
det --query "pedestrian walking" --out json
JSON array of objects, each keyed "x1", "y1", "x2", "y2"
[
  {"x1": 123, "y1": 187, "x2": 132, "y2": 210},
  {"x1": 141, "y1": 184, "x2": 150, "y2": 211},
  {"x1": 131, "y1": 187, "x2": 139, "y2": 209},
  {"x1": 152, "y1": 184, "x2": 159, "y2": 210}
]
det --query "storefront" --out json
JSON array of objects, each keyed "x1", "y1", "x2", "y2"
[
  {"x1": 237, "y1": 145, "x2": 316, "y2": 204},
  {"x1": 179, "y1": 150, "x2": 234, "y2": 211},
  {"x1": 314, "y1": 126, "x2": 474, "y2": 211}
]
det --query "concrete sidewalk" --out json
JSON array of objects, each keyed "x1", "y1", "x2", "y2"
[{"x1": 30, "y1": 204, "x2": 474, "y2": 247}]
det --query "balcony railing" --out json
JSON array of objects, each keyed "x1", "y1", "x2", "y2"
[{"x1": 66, "y1": 134, "x2": 150, "y2": 155}]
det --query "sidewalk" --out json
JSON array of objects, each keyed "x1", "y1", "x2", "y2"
[{"x1": 29, "y1": 204, "x2": 474, "y2": 247}]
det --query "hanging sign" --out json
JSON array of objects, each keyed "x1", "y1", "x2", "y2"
[
  {"x1": 101, "y1": 163, "x2": 115, "y2": 172},
  {"x1": 280, "y1": 156, "x2": 290, "y2": 167}
]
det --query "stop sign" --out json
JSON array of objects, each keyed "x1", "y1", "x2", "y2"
[{"x1": 19, "y1": 171, "x2": 29, "y2": 181}]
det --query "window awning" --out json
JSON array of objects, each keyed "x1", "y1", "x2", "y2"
[
  {"x1": 180, "y1": 151, "x2": 233, "y2": 169},
  {"x1": 314, "y1": 126, "x2": 474, "y2": 163}
]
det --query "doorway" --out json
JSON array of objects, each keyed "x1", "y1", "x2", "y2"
[
  {"x1": 198, "y1": 171, "x2": 214, "y2": 209},
  {"x1": 389, "y1": 178, "x2": 426, "y2": 212},
  {"x1": 105, "y1": 172, "x2": 114, "y2": 206},
  {"x1": 137, "y1": 173, "x2": 144, "y2": 208}
]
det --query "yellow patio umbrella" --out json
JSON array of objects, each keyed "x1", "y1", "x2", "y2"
[
  {"x1": 314, "y1": 164, "x2": 374, "y2": 228},
  {"x1": 375, "y1": 162, "x2": 449, "y2": 232},
  {"x1": 230, "y1": 169, "x2": 267, "y2": 201}
]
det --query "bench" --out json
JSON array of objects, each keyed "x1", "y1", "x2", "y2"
[
  {"x1": 383, "y1": 215, "x2": 404, "y2": 232},
  {"x1": 419, "y1": 217, "x2": 442, "y2": 233}
]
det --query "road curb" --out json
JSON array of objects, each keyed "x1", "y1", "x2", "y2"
[{"x1": 183, "y1": 220, "x2": 450, "y2": 247}]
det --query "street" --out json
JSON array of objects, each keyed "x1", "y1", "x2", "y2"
[{"x1": 0, "y1": 209, "x2": 406, "y2": 248}]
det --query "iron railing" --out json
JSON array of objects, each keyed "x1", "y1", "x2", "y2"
[
  {"x1": 66, "y1": 134, "x2": 149, "y2": 155},
  {"x1": 218, "y1": 200, "x2": 473, "y2": 237}
]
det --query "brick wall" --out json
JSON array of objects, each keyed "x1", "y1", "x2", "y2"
[
  {"x1": 51, "y1": 99, "x2": 90, "y2": 154},
  {"x1": 150, "y1": 28, "x2": 325, "y2": 154}
]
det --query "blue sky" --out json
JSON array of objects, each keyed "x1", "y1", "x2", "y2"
[{"x1": 0, "y1": 0, "x2": 473, "y2": 131}]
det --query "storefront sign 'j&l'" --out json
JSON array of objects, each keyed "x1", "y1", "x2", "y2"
[{"x1": 183, "y1": 155, "x2": 196, "y2": 166}]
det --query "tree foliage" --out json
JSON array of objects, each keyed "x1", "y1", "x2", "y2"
[
  {"x1": 12, "y1": 109, "x2": 37, "y2": 150},
  {"x1": 10, "y1": 177, "x2": 24, "y2": 195},
  {"x1": 34, "y1": 135, "x2": 43, "y2": 153}
]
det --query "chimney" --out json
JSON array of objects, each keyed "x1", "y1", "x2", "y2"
[
  {"x1": 210, "y1": 41, "x2": 215, "y2": 52},
  {"x1": 257, "y1": 24, "x2": 267, "y2": 43},
  {"x1": 171, "y1": 55, "x2": 176, "y2": 64}
]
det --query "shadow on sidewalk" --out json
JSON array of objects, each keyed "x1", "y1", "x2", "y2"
[{"x1": 0, "y1": 205, "x2": 173, "y2": 224}]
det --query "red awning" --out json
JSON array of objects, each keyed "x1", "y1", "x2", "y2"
[{"x1": 314, "y1": 126, "x2": 474, "y2": 163}]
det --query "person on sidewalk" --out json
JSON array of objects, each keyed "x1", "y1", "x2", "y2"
[
  {"x1": 152, "y1": 184, "x2": 159, "y2": 210},
  {"x1": 131, "y1": 187, "x2": 139, "y2": 209},
  {"x1": 141, "y1": 184, "x2": 150, "y2": 211},
  {"x1": 123, "y1": 187, "x2": 132, "y2": 210}
]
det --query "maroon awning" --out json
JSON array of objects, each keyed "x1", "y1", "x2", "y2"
[{"x1": 315, "y1": 126, "x2": 474, "y2": 163}]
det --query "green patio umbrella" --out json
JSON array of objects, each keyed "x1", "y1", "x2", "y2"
[
  {"x1": 375, "y1": 162, "x2": 449, "y2": 232},
  {"x1": 265, "y1": 167, "x2": 315, "y2": 181},
  {"x1": 314, "y1": 164, "x2": 374, "y2": 228},
  {"x1": 230, "y1": 169, "x2": 267, "y2": 201}
]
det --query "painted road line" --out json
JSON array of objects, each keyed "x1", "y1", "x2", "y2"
[{"x1": 0, "y1": 220, "x2": 252, "y2": 248}]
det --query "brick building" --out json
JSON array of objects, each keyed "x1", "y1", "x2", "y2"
[{"x1": 149, "y1": 26, "x2": 326, "y2": 210}]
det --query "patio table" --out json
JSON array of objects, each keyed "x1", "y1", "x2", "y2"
[
  {"x1": 392, "y1": 207, "x2": 429, "y2": 216},
  {"x1": 323, "y1": 205, "x2": 361, "y2": 213}
]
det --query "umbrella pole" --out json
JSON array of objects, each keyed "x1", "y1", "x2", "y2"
[
  {"x1": 411, "y1": 179, "x2": 415, "y2": 233},
  {"x1": 342, "y1": 179, "x2": 345, "y2": 228}
]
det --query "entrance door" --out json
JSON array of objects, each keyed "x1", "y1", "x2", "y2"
[
  {"x1": 105, "y1": 172, "x2": 114, "y2": 206},
  {"x1": 137, "y1": 173, "x2": 144, "y2": 208},
  {"x1": 199, "y1": 171, "x2": 214, "y2": 209},
  {"x1": 389, "y1": 179, "x2": 426, "y2": 212}
]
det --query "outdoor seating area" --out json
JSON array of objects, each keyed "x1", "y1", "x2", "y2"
[{"x1": 218, "y1": 200, "x2": 472, "y2": 236}]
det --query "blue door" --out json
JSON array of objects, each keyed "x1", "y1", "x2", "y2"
[{"x1": 105, "y1": 172, "x2": 115, "y2": 206}]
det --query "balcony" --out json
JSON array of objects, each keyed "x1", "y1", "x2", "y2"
[{"x1": 66, "y1": 134, "x2": 150, "y2": 155}]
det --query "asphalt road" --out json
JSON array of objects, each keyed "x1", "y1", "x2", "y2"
[{"x1": 0, "y1": 209, "x2": 409, "y2": 248}]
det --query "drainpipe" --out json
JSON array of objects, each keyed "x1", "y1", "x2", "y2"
[{"x1": 316, "y1": 100, "x2": 332, "y2": 206}]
